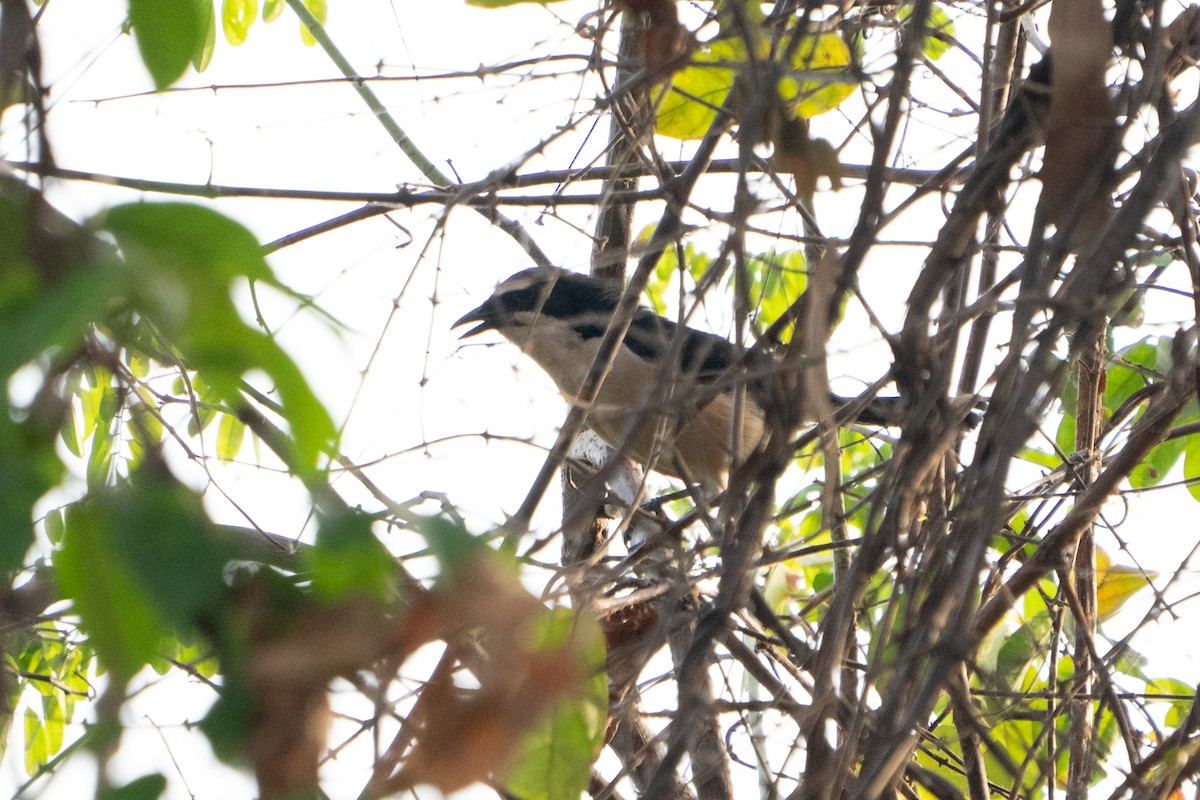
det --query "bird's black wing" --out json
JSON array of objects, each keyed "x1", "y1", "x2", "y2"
[{"x1": 623, "y1": 310, "x2": 764, "y2": 391}]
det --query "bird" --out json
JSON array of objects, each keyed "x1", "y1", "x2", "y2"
[{"x1": 455, "y1": 266, "x2": 910, "y2": 486}]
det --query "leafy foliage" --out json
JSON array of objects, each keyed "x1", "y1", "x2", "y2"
[
  {"x1": 898, "y1": 3, "x2": 956, "y2": 61},
  {"x1": 4, "y1": 0, "x2": 1200, "y2": 798},
  {"x1": 654, "y1": 30, "x2": 854, "y2": 140},
  {"x1": 221, "y1": 0, "x2": 257, "y2": 46},
  {"x1": 128, "y1": 0, "x2": 204, "y2": 89}
]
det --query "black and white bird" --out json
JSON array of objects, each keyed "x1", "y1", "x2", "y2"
[{"x1": 454, "y1": 266, "x2": 907, "y2": 486}]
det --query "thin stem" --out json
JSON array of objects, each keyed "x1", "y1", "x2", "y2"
[{"x1": 285, "y1": 0, "x2": 450, "y2": 187}]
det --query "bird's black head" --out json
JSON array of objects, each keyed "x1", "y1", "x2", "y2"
[{"x1": 454, "y1": 267, "x2": 623, "y2": 338}]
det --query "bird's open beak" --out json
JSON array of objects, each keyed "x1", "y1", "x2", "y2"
[{"x1": 453, "y1": 300, "x2": 496, "y2": 339}]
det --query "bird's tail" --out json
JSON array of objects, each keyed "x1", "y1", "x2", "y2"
[{"x1": 832, "y1": 394, "x2": 984, "y2": 429}]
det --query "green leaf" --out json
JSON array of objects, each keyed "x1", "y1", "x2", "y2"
[
  {"x1": 262, "y1": 0, "x2": 284, "y2": 21},
  {"x1": 1185, "y1": 434, "x2": 1200, "y2": 502},
  {"x1": 56, "y1": 473, "x2": 229, "y2": 679},
  {"x1": 994, "y1": 613, "x2": 1049, "y2": 687},
  {"x1": 99, "y1": 773, "x2": 167, "y2": 800},
  {"x1": 1055, "y1": 412, "x2": 1076, "y2": 457},
  {"x1": 638, "y1": 229, "x2": 716, "y2": 315},
  {"x1": 1130, "y1": 402, "x2": 1199, "y2": 489},
  {"x1": 976, "y1": 620, "x2": 1010, "y2": 675},
  {"x1": 763, "y1": 560, "x2": 805, "y2": 612},
  {"x1": 40, "y1": 693, "x2": 64, "y2": 758},
  {"x1": 899, "y1": 3, "x2": 956, "y2": 60},
  {"x1": 1058, "y1": 354, "x2": 1077, "y2": 409},
  {"x1": 215, "y1": 413, "x2": 245, "y2": 462},
  {"x1": 109, "y1": 473, "x2": 230, "y2": 632},
  {"x1": 914, "y1": 718, "x2": 972, "y2": 797},
  {"x1": 987, "y1": 717, "x2": 1045, "y2": 792},
  {"x1": 131, "y1": 400, "x2": 165, "y2": 454},
  {"x1": 748, "y1": 250, "x2": 806, "y2": 333},
  {"x1": 0, "y1": 420, "x2": 58, "y2": 572},
  {"x1": 1018, "y1": 446, "x2": 1061, "y2": 469},
  {"x1": 126, "y1": 349, "x2": 151, "y2": 379},
  {"x1": 715, "y1": 0, "x2": 765, "y2": 32},
  {"x1": 57, "y1": 503, "x2": 166, "y2": 680},
  {"x1": 61, "y1": 644, "x2": 92, "y2": 700},
  {"x1": 308, "y1": 512, "x2": 396, "y2": 602},
  {"x1": 24, "y1": 708, "x2": 48, "y2": 775},
  {"x1": 95, "y1": 382, "x2": 119, "y2": 430},
  {"x1": 148, "y1": 651, "x2": 173, "y2": 676},
  {"x1": 1110, "y1": 643, "x2": 1149, "y2": 682},
  {"x1": 200, "y1": 680, "x2": 254, "y2": 764},
  {"x1": 88, "y1": 364, "x2": 115, "y2": 393},
  {"x1": 221, "y1": 0, "x2": 257, "y2": 46},
  {"x1": 0, "y1": 266, "x2": 113, "y2": 383},
  {"x1": 193, "y1": 0, "x2": 216, "y2": 71},
  {"x1": 172, "y1": 636, "x2": 219, "y2": 678},
  {"x1": 1130, "y1": 435, "x2": 1187, "y2": 488},
  {"x1": 187, "y1": 404, "x2": 217, "y2": 438},
  {"x1": 655, "y1": 31, "x2": 853, "y2": 140},
  {"x1": 420, "y1": 515, "x2": 496, "y2": 580},
  {"x1": 1146, "y1": 677, "x2": 1196, "y2": 728},
  {"x1": 43, "y1": 508, "x2": 65, "y2": 545},
  {"x1": 128, "y1": 0, "x2": 203, "y2": 90},
  {"x1": 298, "y1": 0, "x2": 326, "y2": 46},
  {"x1": 776, "y1": 32, "x2": 855, "y2": 119},
  {"x1": 1096, "y1": 548, "x2": 1156, "y2": 621},
  {"x1": 0, "y1": 74, "x2": 36, "y2": 113},
  {"x1": 99, "y1": 203, "x2": 336, "y2": 476},
  {"x1": 644, "y1": 236, "x2": 673, "y2": 314},
  {"x1": 655, "y1": 38, "x2": 740, "y2": 140},
  {"x1": 504, "y1": 608, "x2": 607, "y2": 800},
  {"x1": 59, "y1": 399, "x2": 82, "y2": 458},
  {"x1": 1104, "y1": 338, "x2": 1157, "y2": 416},
  {"x1": 808, "y1": 562, "x2": 833, "y2": 594},
  {"x1": 86, "y1": 429, "x2": 114, "y2": 490}
]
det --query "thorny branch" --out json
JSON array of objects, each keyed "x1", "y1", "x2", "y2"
[{"x1": 11, "y1": 0, "x2": 1200, "y2": 798}]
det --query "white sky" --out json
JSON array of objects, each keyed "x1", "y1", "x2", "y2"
[{"x1": 5, "y1": 0, "x2": 1200, "y2": 798}]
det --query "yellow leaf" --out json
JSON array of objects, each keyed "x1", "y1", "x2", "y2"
[
  {"x1": 299, "y1": 0, "x2": 327, "y2": 47},
  {"x1": 263, "y1": 0, "x2": 285, "y2": 21},
  {"x1": 780, "y1": 32, "x2": 855, "y2": 119},
  {"x1": 763, "y1": 562, "x2": 805, "y2": 612},
  {"x1": 654, "y1": 38, "x2": 744, "y2": 140},
  {"x1": 222, "y1": 0, "x2": 256, "y2": 47},
  {"x1": 654, "y1": 31, "x2": 854, "y2": 140},
  {"x1": 1096, "y1": 548, "x2": 1157, "y2": 621},
  {"x1": 898, "y1": 4, "x2": 956, "y2": 60}
]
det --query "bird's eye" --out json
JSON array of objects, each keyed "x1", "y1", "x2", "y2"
[
  {"x1": 573, "y1": 323, "x2": 605, "y2": 340},
  {"x1": 500, "y1": 285, "x2": 543, "y2": 314}
]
